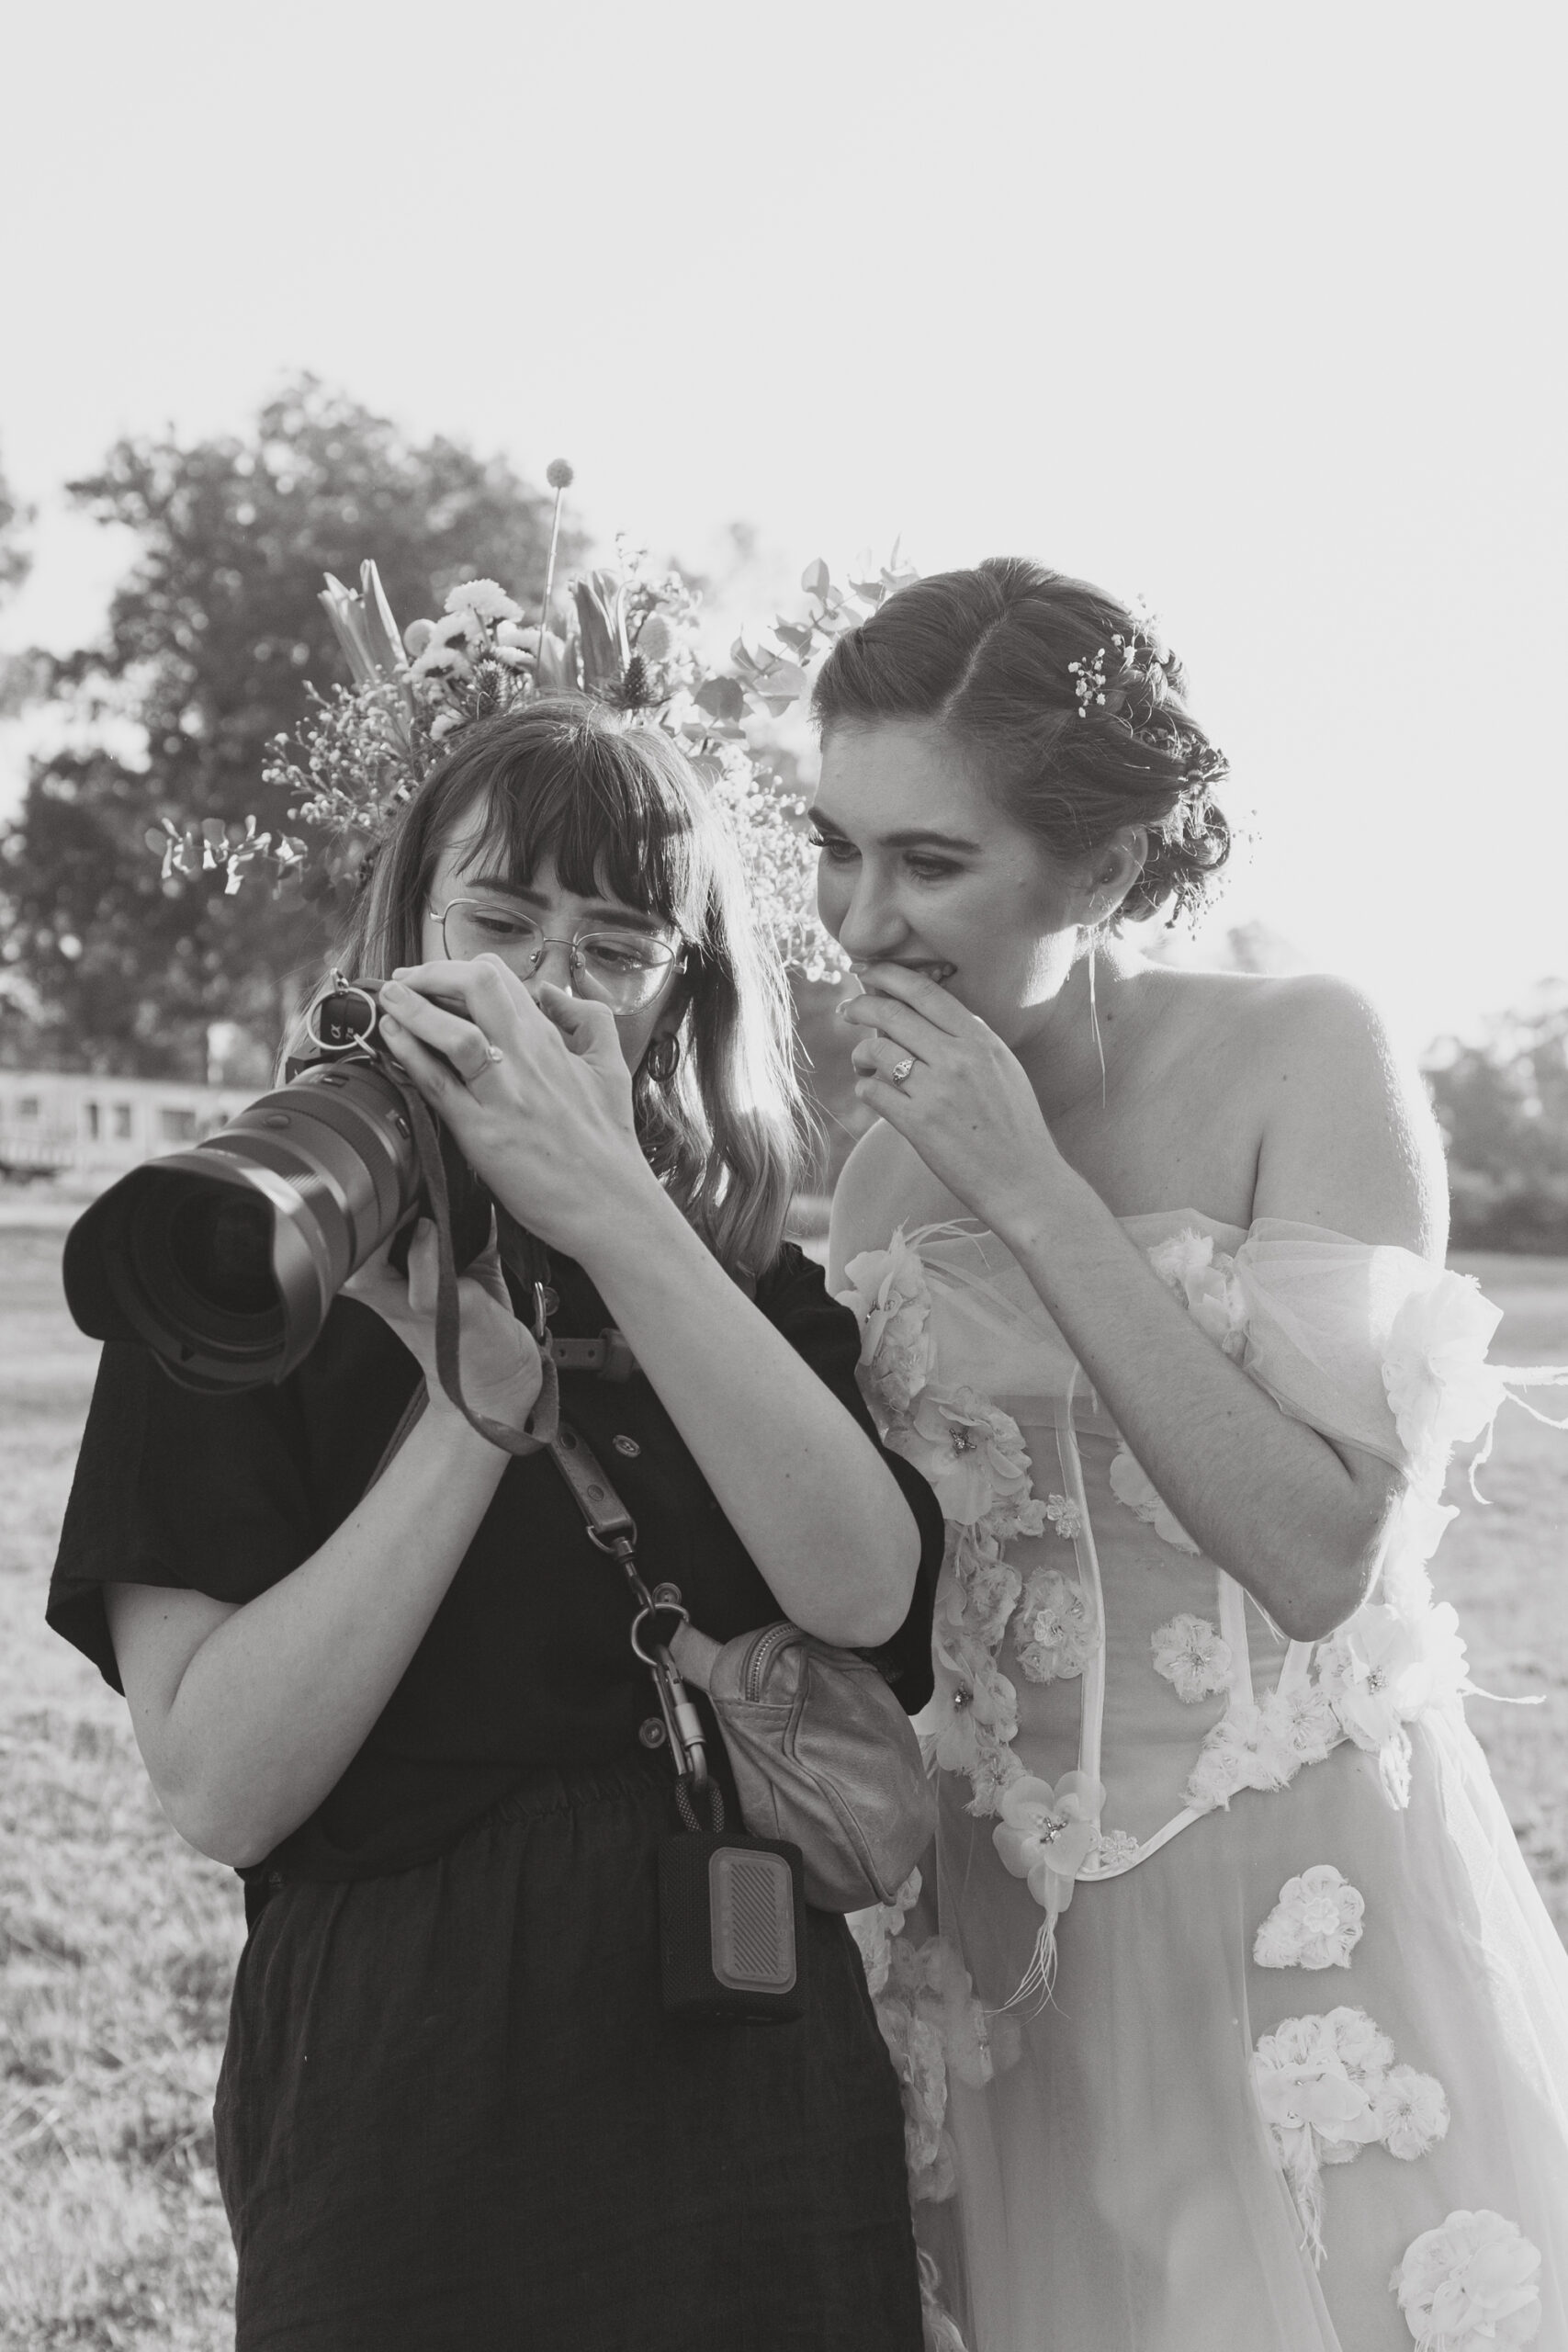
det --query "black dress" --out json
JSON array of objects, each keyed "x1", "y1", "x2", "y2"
[{"x1": 49, "y1": 1244, "x2": 943, "y2": 2352}]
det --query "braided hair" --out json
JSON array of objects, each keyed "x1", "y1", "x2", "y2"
[{"x1": 811, "y1": 558, "x2": 1231, "y2": 923}]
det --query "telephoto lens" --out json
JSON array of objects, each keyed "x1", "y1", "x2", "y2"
[{"x1": 62, "y1": 985, "x2": 491, "y2": 1392}]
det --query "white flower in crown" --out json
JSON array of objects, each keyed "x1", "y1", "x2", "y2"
[
  {"x1": 1372, "y1": 2062, "x2": 1450, "y2": 2161},
  {"x1": 410, "y1": 635, "x2": 474, "y2": 682},
  {"x1": 1391, "y1": 2209, "x2": 1542, "y2": 2351},
  {"x1": 1382, "y1": 1270, "x2": 1506, "y2": 1487},
  {"x1": 444, "y1": 578, "x2": 525, "y2": 623},
  {"x1": 840, "y1": 1228, "x2": 935, "y2": 1421},
  {"x1": 992, "y1": 1770, "x2": 1105, "y2": 1915},
  {"x1": 1146, "y1": 1229, "x2": 1249, "y2": 1362},
  {"x1": 1015, "y1": 1567, "x2": 1099, "y2": 1684},
  {"x1": 890, "y1": 1384, "x2": 1036, "y2": 1529},
  {"x1": 1150, "y1": 1612, "x2": 1234, "y2": 1703},
  {"x1": 1108, "y1": 1442, "x2": 1201, "y2": 1553},
  {"x1": 1253, "y1": 1864, "x2": 1366, "y2": 1970}
]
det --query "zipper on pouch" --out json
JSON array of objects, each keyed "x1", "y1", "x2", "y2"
[{"x1": 740, "y1": 1623, "x2": 799, "y2": 1702}]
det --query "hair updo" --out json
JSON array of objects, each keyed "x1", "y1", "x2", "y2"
[{"x1": 811, "y1": 557, "x2": 1232, "y2": 923}]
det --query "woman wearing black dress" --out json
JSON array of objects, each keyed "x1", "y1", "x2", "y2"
[{"x1": 49, "y1": 698, "x2": 942, "y2": 2350}]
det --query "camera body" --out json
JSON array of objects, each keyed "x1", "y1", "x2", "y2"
[{"x1": 62, "y1": 977, "x2": 492, "y2": 1394}]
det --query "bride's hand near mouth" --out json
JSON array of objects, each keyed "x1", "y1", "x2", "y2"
[{"x1": 839, "y1": 959, "x2": 1060, "y2": 1244}]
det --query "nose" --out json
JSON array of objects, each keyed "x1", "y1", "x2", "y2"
[
  {"x1": 829, "y1": 865, "x2": 908, "y2": 965},
  {"x1": 525, "y1": 937, "x2": 578, "y2": 999}
]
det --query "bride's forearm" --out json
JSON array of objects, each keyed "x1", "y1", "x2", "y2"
[{"x1": 996, "y1": 1172, "x2": 1397, "y2": 1641}]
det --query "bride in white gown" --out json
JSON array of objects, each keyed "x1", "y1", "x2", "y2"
[{"x1": 813, "y1": 560, "x2": 1568, "y2": 2352}]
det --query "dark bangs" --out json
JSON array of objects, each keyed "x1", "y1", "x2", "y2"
[{"x1": 443, "y1": 702, "x2": 718, "y2": 944}]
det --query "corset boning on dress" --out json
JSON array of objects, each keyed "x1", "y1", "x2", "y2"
[{"x1": 913, "y1": 1216, "x2": 1308, "y2": 1866}]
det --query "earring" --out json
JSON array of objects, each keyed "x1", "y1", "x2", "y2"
[
  {"x1": 1088, "y1": 937, "x2": 1108, "y2": 1109},
  {"x1": 645, "y1": 1035, "x2": 681, "y2": 1083}
]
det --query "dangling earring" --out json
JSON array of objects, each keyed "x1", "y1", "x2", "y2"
[
  {"x1": 645, "y1": 1034, "x2": 681, "y2": 1084},
  {"x1": 1088, "y1": 935, "x2": 1108, "y2": 1109}
]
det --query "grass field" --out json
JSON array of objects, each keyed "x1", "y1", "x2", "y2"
[{"x1": 1, "y1": 1223, "x2": 1564, "y2": 2348}]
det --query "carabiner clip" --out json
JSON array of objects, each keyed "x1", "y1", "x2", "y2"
[{"x1": 632, "y1": 1621, "x2": 709, "y2": 1792}]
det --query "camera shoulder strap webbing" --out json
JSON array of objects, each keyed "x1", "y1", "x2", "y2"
[{"x1": 390, "y1": 1074, "x2": 559, "y2": 1455}]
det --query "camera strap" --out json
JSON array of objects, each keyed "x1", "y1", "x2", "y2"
[
  {"x1": 360, "y1": 1388, "x2": 805, "y2": 2022},
  {"x1": 548, "y1": 1418, "x2": 807, "y2": 2022},
  {"x1": 546, "y1": 1419, "x2": 718, "y2": 1828},
  {"x1": 389, "y1": 1072, "x2": 561, "y2": 1455}
]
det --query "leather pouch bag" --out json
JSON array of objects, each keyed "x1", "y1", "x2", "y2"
[{"x1": 672, "y1": 1619, "x2": 936, "y2": 1913}]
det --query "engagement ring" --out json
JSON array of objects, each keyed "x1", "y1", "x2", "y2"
[{"x1": 890, "y1": 1055, "x2": 916, "y2": 1085}]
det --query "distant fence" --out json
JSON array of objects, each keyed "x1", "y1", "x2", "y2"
[{"x1": 0, "y1": 1070, "x2": 259, "y2": 1192}]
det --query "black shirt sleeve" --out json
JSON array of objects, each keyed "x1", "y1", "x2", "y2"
[
  {"x1": 753, "y1": 1243, "x2": 942, "y2": 1712},
  {"x1": 46, "y1": 1304, "x2": 421, "y2": 1694}
]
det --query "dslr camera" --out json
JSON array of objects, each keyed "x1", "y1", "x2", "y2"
[{"x1": 63, "y1": 978, "x2": 492, "y2": 1393}]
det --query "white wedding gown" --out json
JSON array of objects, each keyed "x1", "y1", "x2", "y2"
[{"x1": 842, "y1": 1212, "x2": 1568, "y2": 2352}]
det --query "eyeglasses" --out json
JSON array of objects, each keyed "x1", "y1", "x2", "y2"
[{"x1": 430, "y1": 899, "x2": 681, "y2": 1012}]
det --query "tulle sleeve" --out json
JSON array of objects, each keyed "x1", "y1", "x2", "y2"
[{"x1": 1231, "y1": 1217, "x2": 1564, "y2": 1488}]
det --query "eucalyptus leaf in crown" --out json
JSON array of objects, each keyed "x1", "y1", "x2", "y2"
[{"x1": 145, "y1": 468, "x2": 919, "y2": 982}]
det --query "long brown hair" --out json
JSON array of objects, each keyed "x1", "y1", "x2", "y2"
[{"x1": 310, "y1": 697, "x2": 809, "y2": 1278}]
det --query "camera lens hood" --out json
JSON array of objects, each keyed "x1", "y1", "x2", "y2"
[{"x1": 62, "y1": 1058, "x2": 427, "y2": 1392}]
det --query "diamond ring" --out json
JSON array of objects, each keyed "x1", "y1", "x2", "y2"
[{"x1": 889, "y1": 1054, "x2": 916, "y2": 1085}]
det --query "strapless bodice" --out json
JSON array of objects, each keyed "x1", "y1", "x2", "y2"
[{"x1": 839, "y1": 1210, "x2": 1551, "y2": 1882}]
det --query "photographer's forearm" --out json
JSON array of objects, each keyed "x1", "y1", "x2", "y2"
[
  {"x1": 109, "y1": 1409, "x2": 508, "y2": 1869},
  {"x1": 583, "y1": 1194, "x2": 919, "y2": 1648}
]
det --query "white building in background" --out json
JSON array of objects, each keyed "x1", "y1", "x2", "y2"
[{"x1": 0, "y1": 1069, "x2": 259, "y2": 1191}]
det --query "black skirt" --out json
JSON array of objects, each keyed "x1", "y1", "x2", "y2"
[{"x1": 215, "y1": 1753, "x2": 924, "y2": 2351}]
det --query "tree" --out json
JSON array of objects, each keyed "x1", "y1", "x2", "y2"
[
  {"x1": 1425, "y1": 982, "x2": 1568, "y2": 1253},
  {"x1": 0, "y1": 444, "x2": 29, "y2": 605},
  {"x1": 0, "y1": 379, "x2": 571, "y2": 1076}
]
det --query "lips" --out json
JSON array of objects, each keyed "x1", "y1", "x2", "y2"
[{"x1": 849, "y1": 959, "x2": 957, "y2": 985}]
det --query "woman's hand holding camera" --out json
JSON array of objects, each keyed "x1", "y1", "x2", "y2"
[
  {"x1": 344, "y1": 1220, "x2": 544, "y2": 1440},
  {"x1": 375, "y1": 957, "x2": 661, "y2": 1260}
]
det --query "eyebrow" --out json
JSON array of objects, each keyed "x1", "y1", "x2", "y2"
[
  {"x1": 458, "y1": 874, "x2": 669, "y2": 935},
  {"x1": 808, "y1": 806, "x2": 983, "y2": 854}
]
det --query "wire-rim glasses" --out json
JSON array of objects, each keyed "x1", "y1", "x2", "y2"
[{"x1": 430, "y1": 899, "x2": 682, "y2": 1012}]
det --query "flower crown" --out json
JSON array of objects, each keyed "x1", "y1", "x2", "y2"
[{"x1": 148, "y1": 472, "x2": 919, "y2": 982}]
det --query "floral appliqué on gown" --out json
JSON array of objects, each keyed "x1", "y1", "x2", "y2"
[{"x1": 840, "y1": 1214, "x2": 1568, "y2": 2352}]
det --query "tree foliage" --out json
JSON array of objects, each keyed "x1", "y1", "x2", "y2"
[
  {"x1": 0, "y1": 444, "x2": 30, "y2": 605},
  {"x1": 0, "y1": 379, "x2": 570, "y2": 1076},
  {"x1": 1425, "y1": 982, "x2": 1568, "y2": 1253}
]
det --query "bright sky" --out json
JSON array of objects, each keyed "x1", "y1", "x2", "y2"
[{"x1": 3, "y1": 0, "x2": 1563, "y2": 1056}]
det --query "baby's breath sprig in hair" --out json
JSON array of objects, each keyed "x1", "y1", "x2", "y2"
[{"x1": 1066, "y1": 645, "x2": 1111, "y2": 716}]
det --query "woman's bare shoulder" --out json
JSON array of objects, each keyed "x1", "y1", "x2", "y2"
[{"x1": 1202, "y1": 971, "x2": 1446, "y2": 1253}]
